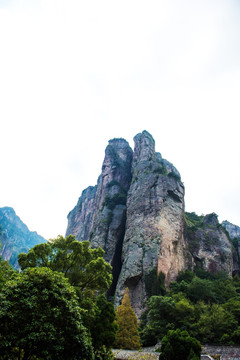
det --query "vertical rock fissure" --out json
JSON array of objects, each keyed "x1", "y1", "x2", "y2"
[
  {"x1": 65, "y1": 131, "x2": 238, "y2": 317},
  {"x1": 107, "y1": 210, "x2": 127, "y2": 298}
]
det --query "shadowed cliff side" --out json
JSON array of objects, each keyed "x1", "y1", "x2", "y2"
[{"x1": 66, "y1": 138, "x2": 133, "y2": 296}]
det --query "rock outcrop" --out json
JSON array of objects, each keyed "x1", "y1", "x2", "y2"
[
  {"x1": 222, "y1": 220, "x2": 240, "y2": 275},
  {"x1": 66, "y1": 138, "x2": 133, "y2": 295},
  {"x1": 0, "y1": 207, "x2": 46, "y2": 268},
  {"x1": 66, "y1": 131, "x2": 239, "y2": 315},
  {"x1": 114, "y1": 131, "x2": 191, "y2": 316},
  {"x1": 185, "y1": 212, "x2": 233, "y2": 275},
  {"x1": 222, "y1": 220, "x2": 240, "y2": 239}
]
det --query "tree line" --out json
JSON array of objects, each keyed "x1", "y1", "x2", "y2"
[
  {"x1": 140, "y1": 269, "x2": 240, "y2": 346},
  {"x1": 1, "y1": 235, "x2": 240, "y2": 359},
  {"x1": 0, "y1": 235, "x2": 117, "y2": 359}
]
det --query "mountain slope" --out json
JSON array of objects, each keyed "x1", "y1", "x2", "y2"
[{"x1": 0, "y1": 207, "x2": 46, "y2": 268}]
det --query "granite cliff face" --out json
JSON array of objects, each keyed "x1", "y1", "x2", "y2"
[
  {"x1": 66, "y1": 131, "x2": 238, "y2": 315},
  {"x1": 0, "y1": 207, "x2": 46, "y2": 268},
  {"x1": 114, "y1": 132, "x2": 191, "y2": 315},
  {"x1": 66, "y1": 138, "x2": 133, "y2": 295},
  {"x1": 185, "y1": 213, "x2": 234, "y2": 275},
  {"x1": 222, "y1": 221, "x2": 240, "y2": 239},
  {"x1": 222, "y1": 220, "x2": 240, "y2": 275}
]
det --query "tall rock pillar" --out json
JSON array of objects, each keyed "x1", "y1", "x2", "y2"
[
  {"x1": 66, "y1": 138, "x2": 133, "y2": 296},
  {"x1": 115, "y1": 131, "x2": 191, "y2": 316}
]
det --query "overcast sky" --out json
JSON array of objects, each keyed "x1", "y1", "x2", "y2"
[{"x1": 0, "y1": 0, "x2": 239, "y2": 240}]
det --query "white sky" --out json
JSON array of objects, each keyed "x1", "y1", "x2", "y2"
[{"x1": 0, "y1": 0, "x2": 240, "y2": 240}]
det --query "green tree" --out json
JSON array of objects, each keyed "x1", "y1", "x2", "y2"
[
  {"x1": 159, "y1": 329, "x2": 201, "y2": 360},
  {"x1": 195, "y1": 303, "x2": 237, "y2": 344},
  {"x1": 18, "y1": 235, "x2": 112, "y2": 295},
  {"x1": 91, "y1": 294, "x2": 117, "y2": 359},
  {"x1": 187, "y1": 277, "x2": 216, "y2": 303},
  {"x1": 176, "y1": 270, "x2": 195, "y2": 284},
  {"x1": 115, "y1": 288, "x2": 141, "y2": 350},
  {"x1": 174, "y1": 294, "x2": 195, "y2": 331},
  {"x1": 212, "y1": 279, "x2": 237, "y2": 303},
  {"x1": 0, "y1": 267, "x2": 94, "y2": 360},
  {"x1": 0, "y1": 255, "x2": 15, "y2": 290},
  {"x1": 18, "y1": 236, "x2": 116, "y2": 358},
  {"x1": 141, "y1": 296, "x2": 176, "y2": 345}
]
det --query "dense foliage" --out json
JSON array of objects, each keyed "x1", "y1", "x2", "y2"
[
  {"x1": 0, "y1": 254, "x2": 15, "y2": 289},
  {"x1": 141, "y1": 269, "x2": 240, "y2": 346},
  {"x1": 0, "y1": 267, "x2": 94, "y2": 360},
  {"x1": 18, "y1": 235, "x2": 112, "y2": 295},
  {"x1": 0, "y1": 236, "x2": 117, "y2": 359},
  {"x1": 159, "y1": 329, "x2": 201, "y2": 360},
  {"x1": 18, "y1": 236, "x2": 117, "y2": 358},
  {"x1": 115, "y1": 288, "x2": 141, "y2": 350}
]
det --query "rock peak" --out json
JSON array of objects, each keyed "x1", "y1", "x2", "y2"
[
  {"x1": 133, "y1": 130, "x2": 156, "y2": 164},
  {"x1": 66, "y1": 131, "x2": 238, "y2": 317},
  {"x1": 108, "y1": 138, "x2": 130, "y2": 146}
]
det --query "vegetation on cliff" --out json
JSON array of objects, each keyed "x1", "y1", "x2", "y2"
[{"x1": 141, "y1": 269, "x2": 240, "y2": 346}]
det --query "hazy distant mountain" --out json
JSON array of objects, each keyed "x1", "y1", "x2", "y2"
[{"x1": 0, "y1": 207, "x2": 46, "y2": 268}]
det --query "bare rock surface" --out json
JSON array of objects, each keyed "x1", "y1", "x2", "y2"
[
  {"x1": 66, "y1": 130, "x2": 239, "y2": 314},
  {"x1": 222, "y1": 220, "x2": 240, "y2": 239},
  {"x1": 114, "y1": 131, "x2": 191, "y2": 315},
  {"x1": 185, "y1": 213, "x2": 234, "y2": 275}
]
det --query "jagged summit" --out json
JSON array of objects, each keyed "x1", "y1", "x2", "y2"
[{"x1": 66, "y1": 131, "x2": 239, "y2": 316}]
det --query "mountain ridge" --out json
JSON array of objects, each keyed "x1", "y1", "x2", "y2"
[{"x1": 0, "y1": 206, "x2": 46, "y2": 268}]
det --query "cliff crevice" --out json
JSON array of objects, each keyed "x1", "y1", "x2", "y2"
[{"x1": 66, "y1": 131, "x2": 239, "y2": 315}]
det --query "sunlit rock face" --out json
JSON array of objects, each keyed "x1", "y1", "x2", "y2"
[{"x1": 66, "y1": 130, "x2": 238, "y2": 316}]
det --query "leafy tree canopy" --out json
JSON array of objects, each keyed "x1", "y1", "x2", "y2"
[
  {"x1": 18, "y1": 235, "x2": 112, "y2": 295},
  {"x1": 18, "y1": 236, "x2": 116, "y2": 358},
  {"x1": 0, "y1": 254, "x2": 15, "y2": 290},
  {"x1": 159, "y1": 329, "x2": 201, "y2": 360},
  {"x1": 141, "y1": 269, "x2": 240, "y2": 346},
  {"x1": 0, "y1": 267, "x2": 94, "y2": 360}
]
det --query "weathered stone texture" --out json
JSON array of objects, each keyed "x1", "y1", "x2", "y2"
[
  {"x1": 185, "y1": 213, "x2": 233, "y2": 275},
  {"x1": 222, "y1": 220, "x2": 240, "y2": 239},
  {"x1": 66, "y1": 138, "x2": 133, "y2": 296},
  {"x1": 66, "y1": 130, "x2": 239, "y2": 315},
  {"x1": 114, "y1": 131, "x2": 191, "y2": 315}
]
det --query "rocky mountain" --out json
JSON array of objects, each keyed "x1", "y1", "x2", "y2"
[
  {"x1": 184, "y1": 212, "x2": 238, "y2": 276},
  {"x1": 222, "y1": 220, "x2": 240, "y2": 239},
  {"x1": 0, "y1": 207, "x2": 46, "y2": 268},
  {"x1": 66, "y1": 130, "x2": 239, "y2": 316}
]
